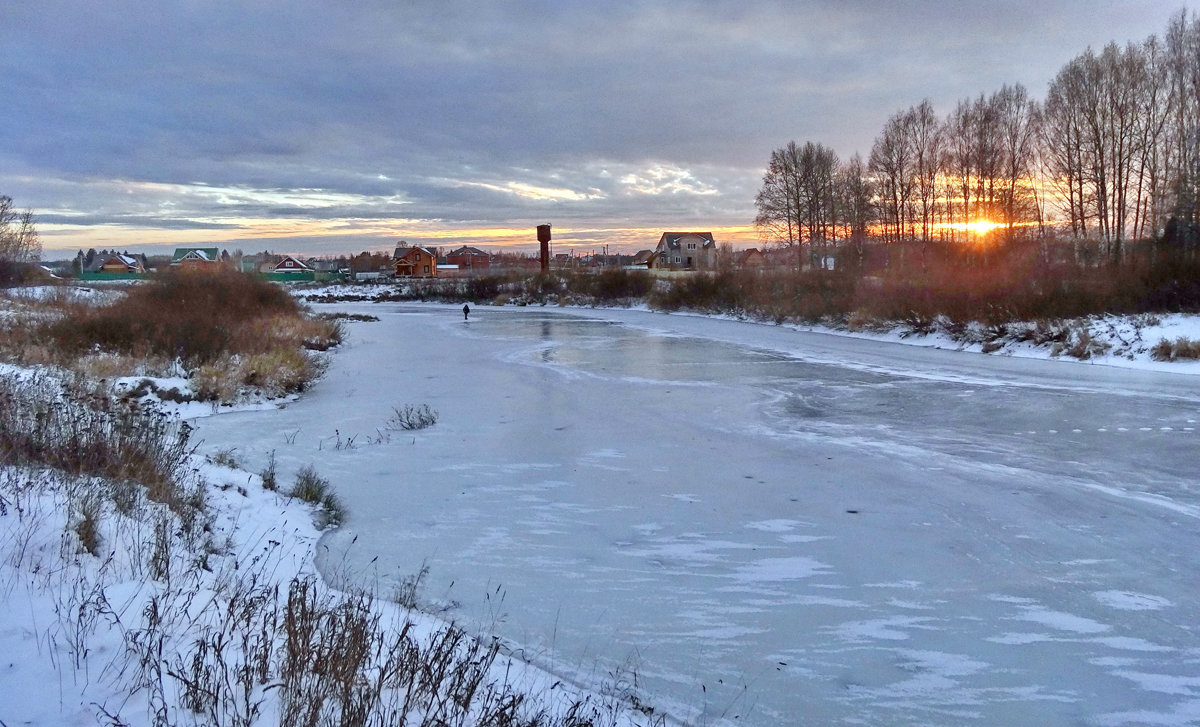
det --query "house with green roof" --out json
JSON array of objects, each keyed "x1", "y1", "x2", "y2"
[{"x1": 171, "y1": 247, "x2": 223, "y2": 271}]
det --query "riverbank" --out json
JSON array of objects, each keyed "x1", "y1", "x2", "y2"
[{"x1": 294, "y1": 282, "x2": 1200, "y2": 375}]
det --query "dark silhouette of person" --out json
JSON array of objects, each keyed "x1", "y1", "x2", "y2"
[{"x1": 463, "y1": 303, "x2": 470, "y2": 320}]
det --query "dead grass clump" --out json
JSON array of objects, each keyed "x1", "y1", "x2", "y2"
[
  {"x1": 193, "y1": 360, "x2": 242, "y2": 403},
  {"x1": 387, "y1": 404, "x2": 439, "y2": 431},
  {"x1": 0, "y1": 372, "x2": 194, "y2": 511},
  {"x1": 260, "y1": 450, "x2": 278, "y2": 491},
  {"x1": 1056, "y1": 326, "x2": 1112, "y2": 360},
  {"x1": 243, "y1": 349, "x2": 315, "y2": 394},
  {"x1": 35, "y1": 272, "x2": 334, "y2": 398},
  {"x1": 72, "y1": 493, "x2": 103, "y2": 556},
  {"x1": 290, "y1": 465, "x2": 344, "y2": 527},
  {"x1": 1150, "y1": 336, "x2": 1200, "y2": 361},
  {"x1": 192, "y1": 349, "x2": 317, "y2": 403}
]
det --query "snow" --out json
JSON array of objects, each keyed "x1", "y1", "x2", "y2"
[
  {"x1": 7, "y1": 298, "x2": 1200, "y2": 725},
  {"x1": 0, "y1": 374, "x2": 640, "y2": 726}
]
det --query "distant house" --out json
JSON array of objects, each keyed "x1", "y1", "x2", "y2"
[
  {"x1": 736, "y1": 248, "x2": 767, "y2": 268},
  {"x1": 445, "y1": 245, "x2": 490, "y2": 270},
  {"x1": 95, "y1": 253, "x2": 146, "y2": 274},
  {"x1": 651, "y1": 232, "x2": 716, "y2": 269},
  {"x1": 171, "y1": 247, "x2": 223, "y2": 272},
  {"x1": 763, "y1": 247, "x2": 797, "y2": 268},
  {"x1": 630, "y1": 249, "x2": 655, "y2": 268},
  {"x1": 271, "y1": 255, "x2": 312, "y2": 274},
  {"x1": 393, "y1": 246, "x2": 437, "y2": 278}
]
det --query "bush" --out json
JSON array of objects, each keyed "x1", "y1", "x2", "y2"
[
  {"x1": 0, "y1": 373, "x2": 194, "y2": 510},
  {"x1": 290, "y1": 465, "x2": 343, "y2": 527},
  {"x1": 387, "y1": 404, "x2": 439, "y2": 431},
  {"x1": 260, "y1": 450, "x2": 278, "y2": 491},
  {"x1": 37, "y1": 270, "x2": 335, "y2": 372},
  {"x1": 1151, "y1": 336, "x2": 1200, "y2": 361}
]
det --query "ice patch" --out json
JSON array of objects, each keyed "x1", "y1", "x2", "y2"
[
  {"x1": 986, "y1": 632, "x2": 1055, "y2": 645},
  {"x1": 1111, "y1": 670, "x2": 1200, "y2": 695},
  {"x1": 833, "y1": 616, "x2": 937, "y2": 642},
  {"x1": 1016, "y1": 607, "x2": 1111, "y2": 634},
  {"x1": 1094, "y1": 590, "x2": 1174, "y2": 611},
  {"x1": 1091, "y1": 636, "x2": 1175, "y2": 653},
  {"x1": 731, "y1": 556, "x2": 831, "y2": 582},
  {"x1": 687, "y1": 625, "x2": 770, "y2": 640},
  {"x1": 779, "y1": 534, "x2": 830, "y2": 544},
  {"x1": 745, "y1": 519, "x2": 801, "y2": 533}
]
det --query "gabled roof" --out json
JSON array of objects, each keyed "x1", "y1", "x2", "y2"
[
  {"x1": 630, "y1": 249, "x2": 655, "y2": 264},
  {"x1": 448, "y1": 245, "x2": 489, "y2": 257},
  {"x1": 272, "y1": 254, "x2": 311, "y2": 271},
  {"x1": 737, "y1": 247, "x2": 765, "y2": 264},
  {"x1": 172, "y1": 247, "x2": 220, "y2": 263},
  {"x1": 87, "y1": 253, "x2": 144, "y2": 272},
  {"x1": 658, "y1": 232, "x2": 715, "y2": 250},
  {"x1": 395, "y1": 246, "x2": 435, "y2": 261}
]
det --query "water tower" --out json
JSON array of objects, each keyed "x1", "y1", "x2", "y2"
[{"x1": 537, "y1": 224, "x2": 551, "y2": 272}]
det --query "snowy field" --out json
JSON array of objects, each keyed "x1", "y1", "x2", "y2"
[{"x1": 184, "y1": 302, "x2": 1200, "y2": 726}]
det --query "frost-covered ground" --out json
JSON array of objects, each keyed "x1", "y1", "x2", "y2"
[
  {"x1": 187, "y1": 301, "x2": 1200, "y2": 726},
  {"x1": 0, "y1": 368, "x2": 636, "y2": 726},
  {"x1": 7, "y1": 285, "x2": 1200, "y2": 725}
]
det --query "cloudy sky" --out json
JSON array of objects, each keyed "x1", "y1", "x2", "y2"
[{"x1": 0, "y1": 1, "x2": 1179, "y2": 259}]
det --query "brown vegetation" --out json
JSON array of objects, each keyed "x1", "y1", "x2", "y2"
[
  {"x1": 0, "y1": 373, "x2": 195, "y2": 510},
  {"x1": 0, "y1": 270, "x2": 341, "y2": 401}
]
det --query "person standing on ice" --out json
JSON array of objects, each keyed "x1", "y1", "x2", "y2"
[{"x1": 462, "y1": 303, "x2": 470, "y2": 320}]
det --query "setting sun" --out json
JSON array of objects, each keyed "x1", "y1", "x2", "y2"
[{"x1": 934, "y1": 220, "x2": 1006, "y2": 235}]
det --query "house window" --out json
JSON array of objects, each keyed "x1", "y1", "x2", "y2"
[
  {"x1": 687, "y1": 243, "x2": 696, "y2": 250},
  {"x1": 423, "y1": 265, "x2": 430, "y2": 273},
  {"x1": 674, "y1": 256, "x2": 681, "y2": 264}
]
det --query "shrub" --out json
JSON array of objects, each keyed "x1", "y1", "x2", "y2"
[
  {"x1": 290, "y1": 465, "x2": 343, "y2": 527},
  {"x1": 387, "y1": 404, "x2": 439, "y2": 431},
  {"x1": 1151, "y1": 336, "x2": 1200, "y2": 361},
  {"x1": 260, "y1": 450, "x2": 278, "y2": 491},
  {"x1": 209, "y1": 448, "x2": 239, "y2": 469},
  {"x1": 36, "y1": 272, "x2": 334, "y2": 389},
  {"x1": 0, "y1": 373, "x2": 194, "y2": 511}
]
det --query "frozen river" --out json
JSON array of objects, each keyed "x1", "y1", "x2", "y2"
[{"x1": 196, "y1": 303, "x2": 1200, "y2": 726}]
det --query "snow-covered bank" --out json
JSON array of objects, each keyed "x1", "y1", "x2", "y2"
[
  {"x1": 293, "y1": 283, "x2": 1200, "y2": 374},
  {"x1": 0, "y1": 370, "x2": 646, "y2": 726}
]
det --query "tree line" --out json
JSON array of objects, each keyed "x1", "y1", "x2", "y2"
[{"x1": 756, "y1": 9, "x2": 1200, "y2": 267}]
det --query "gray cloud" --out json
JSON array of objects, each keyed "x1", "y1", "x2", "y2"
[{"x1": 0, "y1": 0, "x2": 1178, "y2": 254}]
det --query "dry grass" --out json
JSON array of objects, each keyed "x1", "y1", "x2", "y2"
[
  {"x1": 290, "y1": 465, "x2": 344, "y2": 527},
  {"x1": 0, "y1": 373, "x2": 195, "y2": 511},
  {"x1": 35, "y1": 270, "x2": 339, "y2": 369},
  {"x1": 3, "y1": 271, "x2": 340, "y2": 401},
  {"x1": 1150, "y1": 336, "x2": 1200, "y2": 361}
]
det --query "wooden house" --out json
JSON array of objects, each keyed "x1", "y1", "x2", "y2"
[
  {"x1": 271, "y1": 255, "x2": 312, "y2": 274},
  {"x1": 171, "y1": 247, "x2": 223, "y2": 272},
  {"x1": 736, "y1": 248, "x2": 767, "y2": 268},
  {"x1": 393, "y1": 246, "x2": 437, "y2": 278},
  {"x1": 96, "y1": 253, "x2": 146, "y2": 274}
]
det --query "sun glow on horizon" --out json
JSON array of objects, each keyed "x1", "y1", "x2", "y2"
[{"x1": 934, "y1": 220, "x2": 1005, "y2": 235}]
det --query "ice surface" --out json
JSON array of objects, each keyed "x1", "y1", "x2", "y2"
[{"x1": 191, "y1": 303, "x2": 1200, "y2": 726}]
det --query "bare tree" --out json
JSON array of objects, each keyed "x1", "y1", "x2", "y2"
[
  {"x1": 0, "y1": 196, "x2": 40, "y2": 264},
  {"x1": 993, "y1": 84, "x2": 1042, "y2": 241},
  {"x1": 908, "y1": 100, "x2": 943, "y2": 246},
  {"x1": 870, "y1": 110, "x2": 916, "y2": 245},
  {"x1": 755, "y1": 142, "x2": 802, "y2": 254},
  {"x1": 836, "y1": 153, "x2": 876, "y2": 268},
  {"x1": 755, "y1": 141, "x2": 839, "y2": 268}
]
